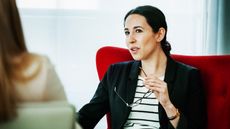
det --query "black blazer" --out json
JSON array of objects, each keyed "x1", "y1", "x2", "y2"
[{"x1": 78, "y1": 57, "x2": 206, "y2": 129}]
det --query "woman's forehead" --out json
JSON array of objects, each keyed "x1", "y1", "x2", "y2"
[{"x1": 124, "y1": 14, "x2": 150, "y2": 29}]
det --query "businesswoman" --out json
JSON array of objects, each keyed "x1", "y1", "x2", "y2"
[{"x1": 78, "y1": 5, "x2": 206, "y2": 129}]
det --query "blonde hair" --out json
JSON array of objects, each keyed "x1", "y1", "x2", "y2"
[{"x1": 0, "y1": 0, "x2": 40, "y2": 121}]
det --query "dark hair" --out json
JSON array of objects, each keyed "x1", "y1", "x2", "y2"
[
  {"x1": 0, "y1": 0, "x2": 27, "y2": 121},
  {"x1": 124, "y1": 5, "x2": 171, "y2": 56}
]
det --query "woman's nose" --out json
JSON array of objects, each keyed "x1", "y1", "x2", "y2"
[{"x1": 127, "y1": 34, "x2": 136, "y2": 44}]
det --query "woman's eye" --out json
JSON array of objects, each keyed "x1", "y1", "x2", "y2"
[
  {"x1": 135, "y1": 29, "x2": 143, "y2": 33},
  {"x1": 124, "y1": 31, "x2": 130, "y2": 35}
]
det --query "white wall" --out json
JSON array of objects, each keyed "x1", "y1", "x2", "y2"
[{"x1": 17, "y1": 0, "x2": 206, "y2": 128}]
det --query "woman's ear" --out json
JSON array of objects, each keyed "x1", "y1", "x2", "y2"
[{"x1": 156, "y1": 27, "x2": 166, "y2": 42}]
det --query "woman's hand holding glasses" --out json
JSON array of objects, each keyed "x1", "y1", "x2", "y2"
[{"x1": 143, "y1": 73, "x2": 172, "y2": 108}]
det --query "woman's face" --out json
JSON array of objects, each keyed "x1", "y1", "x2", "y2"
[{"x1": 124, "y1": 14, "x2": 161, "y2": 61}]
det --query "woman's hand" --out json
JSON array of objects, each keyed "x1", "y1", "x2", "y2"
[{"x1": 143, "y1": 75, "x2": 171, "y2": 107}]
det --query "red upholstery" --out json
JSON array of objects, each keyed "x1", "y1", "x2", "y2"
[{"x1": 96, "y1": 46, "x2": 230, "y2": 129}]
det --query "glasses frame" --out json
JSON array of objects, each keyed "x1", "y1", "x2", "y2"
[
  {"x1": 114, "y1": 87, "x2": 152, "y2": 107},
  {"x1": 113, "y1": 67, "x2": 152, "y2": 108}
]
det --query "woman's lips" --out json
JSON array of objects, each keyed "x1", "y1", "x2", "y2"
[{"x1": 130, "y1": 47, "x2": 140, "y2": 54}]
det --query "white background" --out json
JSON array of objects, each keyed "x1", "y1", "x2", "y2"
[{"x1": 17, "y1": 0, "x2": 206, "y2": 128}]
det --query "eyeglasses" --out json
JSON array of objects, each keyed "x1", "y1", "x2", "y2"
[
  {"x1": 114, "y1": 87, "x2": 152, "y2": 107},
  {"x1": 113, "y1": 67, "x2": 152, "y2": 108}
]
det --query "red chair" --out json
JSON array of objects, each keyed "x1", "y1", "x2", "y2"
[{"x1": 96, "y1": 46, "x2": 230, "y2": 129}]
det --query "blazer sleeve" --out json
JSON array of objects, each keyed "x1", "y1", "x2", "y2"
[
  {"x1": 174, "y1": 69, "x2": 207, "y2": 129},
  {"x1": 78, "y1": 66, "x2": 112, "y2": 129}
]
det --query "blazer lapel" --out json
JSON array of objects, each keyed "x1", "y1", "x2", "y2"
[
  {"x1": 118, "y1": 61, "x2": 140, "y2": 128},
  {"x1": 126, "y1": 61, "x2": 141, "y2": 104},
  {"x1": 164, "y1": 57, "x2": 177, "y2": 96},
  {"x1": 159, "y1": 57, "x2": 178, "y2": 129}
]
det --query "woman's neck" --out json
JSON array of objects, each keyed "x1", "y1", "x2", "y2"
[{"x1": 141, "y1": 50, "x2": 167, "y2": 77}]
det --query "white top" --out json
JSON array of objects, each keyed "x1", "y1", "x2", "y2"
[
  {"x1": 14, "y1": 55, "x2": 66, "y2": 102},
  {"x1": 124, "y1": 75, "x2": 164, "y2": 129}
]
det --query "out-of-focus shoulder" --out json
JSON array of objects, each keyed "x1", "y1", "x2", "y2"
[
  {"x1": 30, "y1": 53, "x2": 52, "y2": 64},
  {"x1": 28, "y1": 53, "x2": 54, "y2": 70}
]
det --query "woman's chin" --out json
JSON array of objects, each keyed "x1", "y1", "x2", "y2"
[{"x1": 131, "y1": 55, "x2": 141, "y2": 61}]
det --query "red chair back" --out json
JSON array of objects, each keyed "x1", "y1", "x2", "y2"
[{"x1": 96, "y1": 46, "x2": 230, "y2": 129}]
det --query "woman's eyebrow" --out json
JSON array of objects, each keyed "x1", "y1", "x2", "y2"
[
  {"x1": 124, "y1": 26, "x2": 144, "y2": 31},
  {"x1": 124, "y1": 28, "x2": 129, "y2": 31},
  {"x1": 134, "y1": 26, "x2": 144, "y2": 29}
]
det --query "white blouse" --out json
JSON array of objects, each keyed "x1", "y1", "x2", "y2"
[
  {"x1": 124, "y1": 75, "x2": 164, "y2": 129},
  {"x1": 14, "y1": 55, "x2": 66, "y2": 102}
]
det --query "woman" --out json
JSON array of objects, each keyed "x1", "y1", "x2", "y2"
[
  {"x1": 0, "y1": 0, "x2": 66, "y2": 122},
  {"x1": 78, "y1": 5, "x2": 206, "y2": 129}
]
